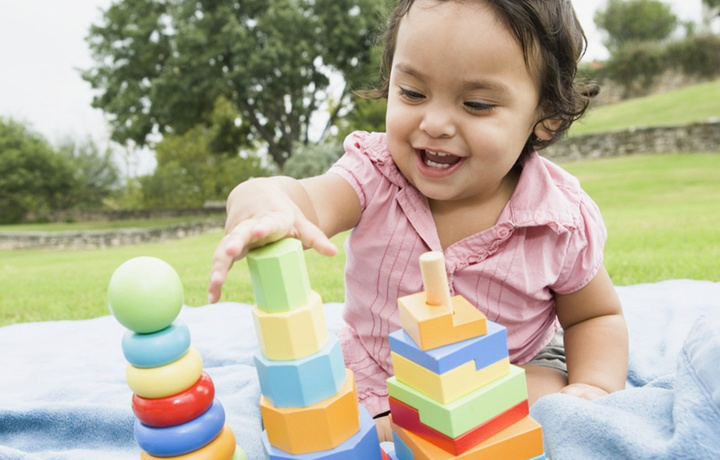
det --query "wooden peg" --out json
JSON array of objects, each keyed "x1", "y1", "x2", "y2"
[{"x1": 419, "y1": 252, "x2": 452, "y2": 310}]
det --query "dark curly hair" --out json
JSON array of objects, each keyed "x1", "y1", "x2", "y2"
[{"x1": 365, "y1": 0, "x2": 599, "y2": 164}]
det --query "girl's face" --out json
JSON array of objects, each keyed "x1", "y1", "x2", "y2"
[{"x1": 386, "y1": 0, "x2": 546, "y2": 207}]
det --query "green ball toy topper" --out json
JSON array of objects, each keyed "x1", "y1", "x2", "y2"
[{"x1": 108, "y1": 256, "x2": 184, "y2": 334}]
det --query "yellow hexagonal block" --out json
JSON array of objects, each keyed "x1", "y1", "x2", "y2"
[
  {"x1": 398, "y1": 293, "x2": 487, "y2": 351},
  {"x1": 252, "y1": 290, "x2": 328, "y2": 360},
  {"x1": 391, "y1": 352, "x2": 510, "y2": 404},
  {"x1": 260, "y1": 369, "x2": 361, "y2": 454}
]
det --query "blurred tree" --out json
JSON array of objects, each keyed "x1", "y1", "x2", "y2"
[
  {"x1": 595, "y1": 0, "x2": 678, "y2": 51},
  {"x1": 56, "y1": 137, "x2": 122, "y2": 209},
  {"x1": 82, "y1": 0, "x2": 385, "y2": 168},
  {"x1": 140, "y1": 97, "x2": 270, "y2": 208},
  {"x1": 282, "y1": 141, "x2": 342, "y2": 179},
  {"x1": 0, "y1": 119, "x2": 75, "y2": 223},
  {"x1": 702, "y1": 0, "x2": 720, "y2": 32}
]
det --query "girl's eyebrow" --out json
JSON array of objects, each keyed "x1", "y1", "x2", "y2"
[{"x1": 393, "y1": 63, "x2": 510, "y2": 95}]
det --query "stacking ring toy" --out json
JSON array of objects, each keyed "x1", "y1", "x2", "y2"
[
  {"x1": 123, "y1": 321, "x2": 191, "y2": 368},
  {"x1": 135, "y1": 400, "x2": 226, "y2": 457},
  {"x1": 132, "y1": 371, "x2": 215, "y2": 427},
  {"x1": 140, "y1": 424, "x2": 238, "y2": 460},
  {"x1": 126, "y1": 347, "x2": 203, "y2": 399}
]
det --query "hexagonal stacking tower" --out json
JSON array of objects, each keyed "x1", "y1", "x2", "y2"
[
  {"x1": 246, "y1": 239, "x2": 384, "y2": 459},
  {"x1": 385, "y1": 252, "x2": 546, "y2": 460},
  {"x1": 107, "y1": 256, "x2": 246, "y2": 460}
]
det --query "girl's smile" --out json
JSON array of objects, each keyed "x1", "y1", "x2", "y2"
[{"x1": 416, "y1": 148, "x2": 465, "y2": 178}]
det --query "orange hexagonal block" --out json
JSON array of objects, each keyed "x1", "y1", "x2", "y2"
[{"x1": 260, "y1": 369, "x2": 361, "y2": 454}]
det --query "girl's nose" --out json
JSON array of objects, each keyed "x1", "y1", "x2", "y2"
[{"x1": 419, "y1": 104, "x2": 457, "y2": 138}]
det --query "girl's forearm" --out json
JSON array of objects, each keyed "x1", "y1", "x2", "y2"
[{"x1": 563, "y1": 313, "x2": 629, "y2": 393}]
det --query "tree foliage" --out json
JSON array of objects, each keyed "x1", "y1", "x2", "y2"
[
  {"x1": 56, "y1": 138, "x2": 122, "y2": 209},
  {"x1": 139, "y1": 97, "x2": 270, "y2": 208},
  {"x1": 594, "y1": 0, "x2": 679, "y2": 52},
  {"x1": 83, "y1": 0, "x2": 385, "y2": 168},
  {"x1": 0, "y1": 119, "x2": 75, "y2": 223}
]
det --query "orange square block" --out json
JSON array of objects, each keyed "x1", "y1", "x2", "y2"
[
  {"x1": 392, "y1": 416, "x2": 544, "y2": 460},
  {"x1": 389, "y1": 397, "x2": 529, "y2": 455},
  {"x1": 398, "y1": 293, "x2": 487, "y2": 351},
  {"x1": 260, "y1": 369, "x2": 361, "y2": 454}
]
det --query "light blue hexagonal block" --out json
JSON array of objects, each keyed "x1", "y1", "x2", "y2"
[{"x1": 254, "y1": 333, "x2": 347, "y2": 408}]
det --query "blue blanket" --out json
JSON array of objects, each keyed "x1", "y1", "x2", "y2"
[{"x1": 1, "y1": 280, "x2": 719, "y2": 460}]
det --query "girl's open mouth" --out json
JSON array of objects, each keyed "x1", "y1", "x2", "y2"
[{"x1": 421, "y1": 150, "x2": 462, "y2": 170}]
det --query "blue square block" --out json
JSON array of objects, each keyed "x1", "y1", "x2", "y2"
[
  {"x1": 388, "y1": 320, "x2": 508, "y2": 374},
  {"x1": 262, "y1": 404, "x2": 383, "y2": 459},
  {"x1": 254, "y1": 334, "x2": 347, "y2": 408}
]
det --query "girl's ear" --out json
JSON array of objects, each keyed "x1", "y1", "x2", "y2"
[{"x1": 533, "y1": 118, "x2": 562, "y2": 141}]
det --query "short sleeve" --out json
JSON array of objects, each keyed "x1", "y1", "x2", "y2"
[
  {"x1": 329, "y1": 131, "x2": 401, "y2": 212},
  {"x1": 552, "y1": 192, "x2": 608, "y2": 295}
]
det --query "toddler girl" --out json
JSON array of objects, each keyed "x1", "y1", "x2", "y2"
[{"x1": 208, "y1": 0, "x2": 628, "y2": 442}]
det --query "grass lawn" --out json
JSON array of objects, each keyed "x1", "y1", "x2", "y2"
[
  {"x1": 569, "y1": 79, "x2": 720, "y2": 137},
  {"x1": 1, "y1": 153, "x2": 719, "y2": 327},
  {"x1": 562, "y1": 153, "x2": 720, "y2": 285}
]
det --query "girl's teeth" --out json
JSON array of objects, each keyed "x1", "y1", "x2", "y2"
[{"x1": 425, "y1": 159, "x2": 451, "y2": 169}]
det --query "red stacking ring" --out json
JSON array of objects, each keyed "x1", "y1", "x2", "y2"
[{"x1": 132, "y1": 371, "x2": 215, "y2": 427}]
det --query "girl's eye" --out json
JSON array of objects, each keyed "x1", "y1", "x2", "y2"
[
  {"x1": 399, "y1": 87, "x2": 425, "y2": 101},
  {"x1": 464, "y1": 101, "x2": 494, "y2": 113}
]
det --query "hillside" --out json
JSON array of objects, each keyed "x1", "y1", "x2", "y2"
[{"x1": 569, "y1": 79, "x2": 720, "y2": 137}]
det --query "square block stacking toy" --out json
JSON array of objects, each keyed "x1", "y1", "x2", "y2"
[
  {"x1": 108, "y1": 256, "x2": 247, "y2": 459},
  {"x1": 246, "y1": 238, "x2": 385, "y2": 459},
  {"x1": 385, "y1": 251, "x2": 546, "y2": 460}
]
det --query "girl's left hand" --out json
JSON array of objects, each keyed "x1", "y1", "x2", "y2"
[{"x1": 559, "y1": 383, "x2": 609, "y2": 401}]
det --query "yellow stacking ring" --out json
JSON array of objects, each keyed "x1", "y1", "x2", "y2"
[
  {"x1": 127, "y1": 346, "x2": 203, "y2": 399},
  {"x1": 140, "y1": 424, "x2": 237, "y2": 460}
]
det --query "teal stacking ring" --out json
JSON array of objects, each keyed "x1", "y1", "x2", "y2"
[
  {"x1": 122, "y1": 321, "x2": 191, "y2": 368},
  {"x1": 134, "y1": 399, "x2": 226, "y2": 457}
]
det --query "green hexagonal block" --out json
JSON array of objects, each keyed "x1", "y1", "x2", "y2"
[{"x1": 247, "y1": 238, "x2": 312, "y2": 312}]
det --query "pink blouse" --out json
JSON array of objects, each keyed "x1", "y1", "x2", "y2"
[{"x1": 329, "y1": 131, "x2": 607, "y2": 416}]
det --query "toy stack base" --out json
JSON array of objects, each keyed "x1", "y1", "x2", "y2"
[
  {"x1": 246, "y1": 239, "x2": 384, "y2": 459},
  {"x1": 107, "y1": 257, "x2": 245, "y2": 459},
  {"x1": 387, "y1": 252, "x2": 545, "y2": 459}
]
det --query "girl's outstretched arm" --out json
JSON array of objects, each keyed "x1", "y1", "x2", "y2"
[{"x1": 208, "y1": 173, "x2": 360, "y2": 303}]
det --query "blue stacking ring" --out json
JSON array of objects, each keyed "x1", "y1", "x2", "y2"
[
  {"x1": 134, "y1": 399, "x2": 226, "y2": 457},
  {"x1": 122, "y1": 321, "x2": 191, "y2": 368}
]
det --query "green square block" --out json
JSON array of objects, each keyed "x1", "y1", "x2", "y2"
[
  {"x1": 387, "y1": 364, "x2": 528, "y2": 438},
  {"x1": 246, "y1": 239, "x2": 312, "y2": 312}
]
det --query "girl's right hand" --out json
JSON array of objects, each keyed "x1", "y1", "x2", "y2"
[{"x1": 207, "y1": 182, "x2": 337, "y2": 304}]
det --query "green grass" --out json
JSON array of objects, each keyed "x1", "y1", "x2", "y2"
[
  {"x1": 562, "y1": 153, "x2": 720, "y2": 285},
  {"x1": 570, "y1": 79, "x2": 720, "y2": 137},
  {"x1": 0, "y1": 230, "x2": 348, "y2": 327},
  {"x1": 1, "y1": 153, "x2": 718, "y2": 327}
]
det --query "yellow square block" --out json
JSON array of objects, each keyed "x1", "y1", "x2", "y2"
[
  {"x1": 252, "y1": 291, "x2": 328, "y2": 360},
  {"x1": 391, "y1": 352, "x2": 510, "y2": 404},
  {"x1": 392, "y1": 416, "x2": 544, "y2": 459},
  {"x1": 260, "y1": 369, "x2": 361, "y2": 454},
  {"x1": 398, "y1": 293, "x2": 487, "y2": 351}
]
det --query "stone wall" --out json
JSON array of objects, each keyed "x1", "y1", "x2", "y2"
[
  {"x1": 0, "y1": 219, "x2": 224, "y2": 250},
  {"x1": 22, "y1": 206, "x2": 224, "y2": 224},
  {"x1": 543, "y1": 120, "x2": 720, "y2": 162}
]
